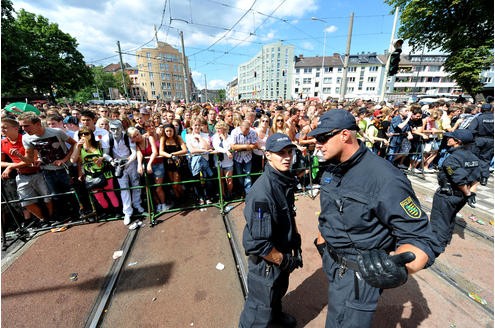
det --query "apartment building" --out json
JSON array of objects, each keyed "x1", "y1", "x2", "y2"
[
  {"x1": 136, "y1": 41, "x2": 190, "y2": 101},
  {"x1": 383, "y1": 54, "x2": 458, "y2": 94},
  {"x1": 237, "y1": 41, "x2": 294, "y2": 100}
]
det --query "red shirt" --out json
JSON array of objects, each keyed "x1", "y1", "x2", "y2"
[{"x1": 1, "y1": 134, "x2": 40, "y2": 175}]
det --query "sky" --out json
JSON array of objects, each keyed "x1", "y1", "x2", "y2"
[{"x1": 13, "y1": 0, "x2": 414, "y2": 90}]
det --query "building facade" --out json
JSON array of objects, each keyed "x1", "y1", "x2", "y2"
[
  {"x1": 237, "y1": 41, "x2": 294, "y2": 101},
  {"x1": 136, "y1": 41, "x2": 190, "y2": 101},
  {"x1": 388, "y1": 54, "x2": 458, "y2": 95},
  {"x1": 226, "y1": 78, "x2": 238, "y2": 101}
]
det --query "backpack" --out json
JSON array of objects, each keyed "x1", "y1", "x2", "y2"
[{"x1": 108, "y1": 133, "x2": 130, "y2": 155}]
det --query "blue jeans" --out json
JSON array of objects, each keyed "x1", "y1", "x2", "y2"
[{"x1": 234, "y1": 160, "x2": 252, "y2": 194}]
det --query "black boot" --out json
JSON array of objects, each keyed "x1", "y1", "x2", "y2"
[{"x1": 480, "y1": 177, "x2": 488, "y2": 186}]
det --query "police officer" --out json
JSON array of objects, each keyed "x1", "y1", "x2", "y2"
[
  {"x1": 468, "y1": 103, "x2": 493, "y2": 186},
  {"x1": 308, "y1": 110, "x2": 437, "y2": 328},
  {"x1": 429, "y1": 129, "x2": 480, "y2": 255},
  {"x1": 239, "y1": 133, "x2": 302, "y2": 328}
]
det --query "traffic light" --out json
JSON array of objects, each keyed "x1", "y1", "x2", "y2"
[{"x1": 388, "y1": 48, "x2": 402, "y2": 76}]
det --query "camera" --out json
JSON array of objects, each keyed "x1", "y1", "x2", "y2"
[{"x1": 112, "y1": 158, "x2": 127, "y2": 178}]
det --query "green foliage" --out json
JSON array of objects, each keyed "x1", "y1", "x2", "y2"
[
  {"x1": 385, "y1": 0, "x2": 494, "y2": 94},
  {"x1": 1, "y1": 1, "x2": 92, "y2": 100},
  {"x1": 93, "y1": 66, "x2": 118, "y2": 99},
  {"x1": 216, "y1": 89, "x2": 226, "y2": 102},
  {"x1": 444, "y1": 45, "x2": 494, "y2": 98}
]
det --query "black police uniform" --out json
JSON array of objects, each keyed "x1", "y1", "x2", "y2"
[
  {"x1": 239, "y1": 163, "x2": 298, "y2": 328},
  {"x1": 429, "y1": 146, "x2": 481, "y2": 254},
  {"x1": 468, "y1": 111, "x2": 494, "y2": 183},
  {"x1": 318, "y1": 142, "x2": 437, "y2": 328}
]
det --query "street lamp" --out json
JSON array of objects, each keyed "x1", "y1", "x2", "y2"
[{"x1": 311, "y1": 17, "x2": 328, "y2": 102}]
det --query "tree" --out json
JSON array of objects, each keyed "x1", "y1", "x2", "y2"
[
  {"x1": 385, "y1": 0, "x2": 494, "y2": 97},
  {"x1": 1, "y1": 1, "x2": 92, "y2": 101},
  {"x1": 216, "y1": 89, "x2": 226, "y2": 102},
  {"x1": 93, "y1": 66, "x2": 118, "y2": 100}
]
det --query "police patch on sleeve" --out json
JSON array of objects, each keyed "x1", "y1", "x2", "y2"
[{"x1": 400, "y1": 196, "x2": 422, "y2": 219}]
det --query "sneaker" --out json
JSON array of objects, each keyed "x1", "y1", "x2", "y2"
[
  {"x1": 198, "y1": 198, "x2": 205, "y2": 205},
  {"x1": 413, "y1": 168, "x2": 422, "y2": 173},
  {"x1": 128, "y1": 221, "x2": 141, "y2": 230},
  {"x1": 423, "y1": 167, "x2": 435, "y2": 173},
  {"x1": 206, "y1": 199, "x2": 213, "y2": 205},
  {"x1": 123, "y1": 215, "x2": 131, "y2": 225},
  {"x1": 155, "y1": 204, "x2": 163, "y2": 212}
]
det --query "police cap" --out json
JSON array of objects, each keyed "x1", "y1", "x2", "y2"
[
  {"x1": 308, "y1": 109, "x2": 358, "y2": 137},
  {"x1": 444, "y1": 129, "x2": 474, "y2": 144},
  {"x1": 265, "y1": 133, "x2": 296, "y2": 152}
]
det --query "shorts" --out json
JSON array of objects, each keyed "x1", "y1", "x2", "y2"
[
  {"x1": 221, "y1": 165, "x2": 233, "y2": 172},
  {"x1": 16, "y1": 172, "x2": 52, "y2": 206},
  {"x1": 152, "y1": 162, "x2": 165, "y2": 178}
]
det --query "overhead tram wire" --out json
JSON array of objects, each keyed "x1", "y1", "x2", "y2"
[
  {"x1": 198, "y1": 0, "x2": 287, "y2": 68},
  {"x1": 187, "y1": 0, "x2": 258, "y2": 57}
]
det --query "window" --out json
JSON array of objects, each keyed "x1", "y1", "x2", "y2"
[
  {"x1": 303, "y1": 78, "x2": 312, "y2": 84},
  {"x1": 366, "y1": 87, "x2": 376, "y2": 91},
  {"x1": 325, "y1": 67, "x2": 333, "y2": 73},
  {"x1": 323, "y1": 77, "x2": 332, "y2": 84},
  {"x1": 348, "y1": 67, "x2": 357, "y2": 72},
  {"x1": 149, "y1": 72, "x2": 154, "y2": 79},
  {"x1": 303, "y1": 68, "x2": 312, "y2": 73},
  {"x1": 148, "y1": 63, "x2": 152, "y2": 71},
  {"x1": 296, "y1": 68, "x2": 300, "y2": 74},
  {"x1": 336, "y1": 77, "x2": 342, "y2": 84},
  {"x1": 347, "y1": 87, "x2": 354, "y2": 92},
  {"x1": 323, "y1": 87, "x2": 332, "y2": 93},
  {"x1": 369, "y1": 66, "x2": 378, "y2": 72},
  {"x1": 316, "y1": 72, "x2": 320, "y2": 77},
  {"x1": 348, "y1": 77, "x2": 356, "y2": 82},
  {"x1": 368, "y1": 77, "x2": 376, "y2": 83}
]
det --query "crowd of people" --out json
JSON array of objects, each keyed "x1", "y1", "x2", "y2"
[{"x1": 1, "y1": 96, "x2": 493, "y2": 232}]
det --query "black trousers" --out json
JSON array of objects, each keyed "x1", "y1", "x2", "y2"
[
  {"x1": 472, "y1": 137, "x2": 494, "y2": 179},
  {"x1": 429, "y1": 190, "x2": 466, "y2": 255},
  {"x1": 322, "y1": 250, "x2": 381, "y2": 328},
  {"x1": 239, "y1": 258, "x2": 289, "y2": 328}
]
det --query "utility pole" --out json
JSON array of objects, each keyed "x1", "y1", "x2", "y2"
[
  {"x1": 339, "y1": 12, "x2": 354, "y2": 102},
  {"x1": 117, "y1": 41, "x2": 130, "y2": 102},
  {"x1": 179, "y1": 31, "x2": 190, "y2": 104},
  {"x1": 379, "y1": 7, "x2": 400, "y2": 102},
  {"x1": 204, "y1": 74, "x2": 208, "y2": 102}
]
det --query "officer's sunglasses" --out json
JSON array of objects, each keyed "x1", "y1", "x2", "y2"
[{"x1": 314, "y1": 129, "x2": 342, "y2": 144}]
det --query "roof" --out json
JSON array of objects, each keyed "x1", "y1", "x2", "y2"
[
  {"x1": 103, "y1": 63, "x2": 132, "y2": 72},
  {"x1": 344, "y1": 53, "x2": 383, "y2": 65},
  {"x1": 295, "y1": 55, "x2": 343, "y2": 68}
]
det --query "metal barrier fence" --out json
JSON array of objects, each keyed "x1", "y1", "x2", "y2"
[{"x1": 1, "y1": 144, "x2": 438, "y2": 242}]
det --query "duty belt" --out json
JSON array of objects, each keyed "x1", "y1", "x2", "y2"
[{"x1": 326, "y1": 245, "x2": 360, "y2": 273}]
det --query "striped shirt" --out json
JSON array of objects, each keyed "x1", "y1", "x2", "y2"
[{"x1": 231, "y1": 127, "x2": 258, "y2": 163}]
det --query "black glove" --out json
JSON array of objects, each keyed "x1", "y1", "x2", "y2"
[
  {"x1": 294, "y1": 248, "x2": 303, "y2": 268},
  {"x1": 280, "y1": 253, "x2": 301, "y2": 273},
  {"x1": 466, "y1": 193, "x2": 476, "y2": 208},
  {"x1": 314, "y1": 238, "x2": 326, "y2": 258},
  {"x1": 357, "y1": 250, "x2": 416, "y2": 289}
]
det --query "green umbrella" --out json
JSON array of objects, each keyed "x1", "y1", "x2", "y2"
[{"x1": 4, "y1": 102, "x2": 40, "y2": 115}]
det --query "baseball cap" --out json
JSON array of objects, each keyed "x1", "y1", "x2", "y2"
[
  {"x1": 481, "y1": 103, "x2": 492, "y2": 112},
  {"x1": 265, "y1": 133, "x2": 297, "y2": 152},
  {"x1": 308, "y1": 110, "x2": 358, "y2": 137},
  {"x1": 444, "y1": 129, "x2": 474, "y2": 143},
  {"x1": 63, "y1": 116, "x2": 79, "y2": 125}
]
